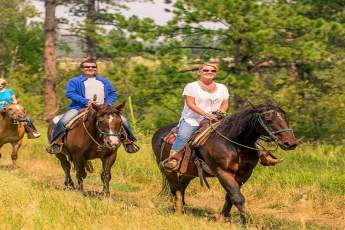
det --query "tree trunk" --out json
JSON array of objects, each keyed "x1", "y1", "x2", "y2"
[
  {"x1": 86, "y1": 0, "x2": 97, "y2": 58},
  {"x1": 43, "y1": 0, "x2": 58, "y2": 122}
]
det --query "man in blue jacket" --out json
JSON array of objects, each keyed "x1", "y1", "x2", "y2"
[{"x1": 46, "y1": 59, "x2": 138, "y2": 154}]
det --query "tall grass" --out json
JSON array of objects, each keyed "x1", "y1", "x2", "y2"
[{"x1": 0, "y1": 130, "x2": 344, "y2": 229}]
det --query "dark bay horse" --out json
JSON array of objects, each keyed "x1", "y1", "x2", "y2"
[
  {"x1": 0, "y1": 104, "x2": 26, "y2": 168},
  {"x1": 152, "y1": 102, "x2": 299, "y2": 224},
  {"x1": 48, "y1": 103, "x2": 124, "y2": 195}
]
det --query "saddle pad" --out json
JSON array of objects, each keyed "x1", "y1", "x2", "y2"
[
  {"x1": 191, "y1": 120, "x2": 222, "y2": 147},
  {"x1": 52, "y1": 110, "x2": 88, "y2": 129}
]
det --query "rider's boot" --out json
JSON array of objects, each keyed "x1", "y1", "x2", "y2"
[
  {"x1": 259, "y1": 150, "x2": 283, "y2": 166},
  {"x1": 161, "y1": 149, "x2": 181, "y2": 172}
]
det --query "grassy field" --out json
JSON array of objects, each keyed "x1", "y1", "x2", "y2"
[{"x1": 0, "y1": 131, "x2": 344, "y2": 229}]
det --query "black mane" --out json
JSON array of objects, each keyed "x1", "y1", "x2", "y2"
[{"x1": 217, "y1": 103, "x2": 286, "y2": 138}]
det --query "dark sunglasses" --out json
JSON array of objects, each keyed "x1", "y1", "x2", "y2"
[
  {"x1": 83, "y1": 66, "x2": 97, "y2": 69},
  {"x1": 202, "y1": 69, "x2": 217, "y2": 73}
]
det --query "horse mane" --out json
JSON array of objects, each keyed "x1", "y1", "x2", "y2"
[
  {"x1": 95, "y1": 104, "x2": 119, "y2": 116},
  {"x1": 217, "y1": 103, "x2": 286, "y2": 138}
]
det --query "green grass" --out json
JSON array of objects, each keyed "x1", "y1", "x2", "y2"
[{"x1": 0, "y1": 131, "x2": 344, "y2": 229}]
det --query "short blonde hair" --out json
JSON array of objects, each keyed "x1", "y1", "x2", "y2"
[
  {"x1": 199, "y1": 63, "x2": 218, "y2": 71},
  {"x1": 0, "y1": 78, "x2": 7, "y2": 85}
]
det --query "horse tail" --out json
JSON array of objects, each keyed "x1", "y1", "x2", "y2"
[{"x1": 158, "y1": 168, "x2": 171, "y2": 196}]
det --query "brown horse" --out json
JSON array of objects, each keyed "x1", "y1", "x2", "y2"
[
  {"x1": 152, "y1": 102, "x2": 299, "y2": 224},
  {"x1": 0, "y1": 104, "x2": 26, "y2": 168},
  {"x1": 48, "y1": 103, "x2": 124, "y2": 195}
]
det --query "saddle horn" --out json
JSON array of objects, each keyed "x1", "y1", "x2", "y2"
[{"x1": 93, "y1": 94, "x2": 97, "y2": 102}]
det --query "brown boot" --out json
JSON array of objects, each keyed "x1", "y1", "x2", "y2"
[
  {"x1": 259, "y1": 150, "x2": 283, "y2": 166},
  {"x1": 123, "y1": 140, "x2": 140, "y2": 153},
  {"x1": 160, "y1": 150, "x2": 180, "y2": 172},
  {"x1": 25, "y1": 126, "x2": 41, "y2": 139}
]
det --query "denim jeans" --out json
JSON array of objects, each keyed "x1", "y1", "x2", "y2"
[
  {"x1": 50, "y1": 109, "x2": 79, "y2": 143},
  {"x1": 171, "y1": 119, "x2": 199, "y2": 152},
  {"x1": 120, "y1": 115, "x2": 137, "y2": 142}
]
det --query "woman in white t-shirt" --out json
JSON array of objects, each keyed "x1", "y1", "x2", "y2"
[{"x1": 162, "y1": 63, "x2": 229, "y2": 171}]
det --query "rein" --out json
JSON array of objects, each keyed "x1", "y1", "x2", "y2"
[
  {"x1": 82, "y1": 108, "x2": 122, "y2": 151},
  {"x1": 210, "y1": 110, "x2": 294, "y2": 152}
]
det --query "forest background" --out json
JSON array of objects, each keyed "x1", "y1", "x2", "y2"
[{"x1": 1, "y1": 0, "x2": 345, "y2": 142}]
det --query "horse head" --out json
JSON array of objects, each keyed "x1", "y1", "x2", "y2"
[
  {"x1": 91, "y1": 102, "x2": 125, "y2": 150},
  {"x1": 1, "y1": 104, "x2": 26, "y2": 124},
  {"x1": 255, "y1": 102, "x2": 299, "y2": 150}
]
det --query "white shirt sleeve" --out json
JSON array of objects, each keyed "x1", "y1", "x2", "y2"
[
  {"x1": 222, "y1": 85, "x2": 230, "y2": 100},
  {"x1": 182, "y1": 83, "x2": 197, "y2": 98}
]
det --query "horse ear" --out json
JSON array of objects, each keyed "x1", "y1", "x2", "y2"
[
  {"x1": 116, "y1": 101, "x2": 126, "y2": 113},
  {"x1": 271, "y1": 100, "x2": 279, "y2": 107}
]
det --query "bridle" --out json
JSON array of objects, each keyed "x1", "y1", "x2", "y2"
[
  {"x1": 5, "y1": 105, "x2": 27, "y2": 125},
  {"x1": 256, "y1": 110, "x2": 294, "y2": 142},
  {"x1": 82, "y1": 108, "x2": 123, "y2": 151},
  {"x1": 211, "y1": 109, "x2": 294, "y2": 151}
]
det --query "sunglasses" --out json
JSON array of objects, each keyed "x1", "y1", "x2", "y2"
[
  {"x1": 83, "y1": 66, "x2": 97, "y2": 69},
  {"x1": 202, "y1": 69, "x2": 217, "y2": 73}
]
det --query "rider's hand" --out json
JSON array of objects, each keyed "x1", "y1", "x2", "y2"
[
  {"x1": 87, "y1": 100, "x2": 95, "y2": 107},
  {"x1": 204, "y1": 113, "x2": 219, "y2": 121}
]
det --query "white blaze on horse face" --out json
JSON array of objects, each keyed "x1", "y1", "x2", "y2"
[{"x1": 108, "y1": 115, "x2": 120, "y2": 145}]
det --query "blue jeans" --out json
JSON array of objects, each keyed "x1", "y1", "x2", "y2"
[
  {"x1": 50, "y1": 109, "x2": 79, "y2": 144},
  {"x1": 171, "y1": 119, "x2": 199, "y2": 152}
]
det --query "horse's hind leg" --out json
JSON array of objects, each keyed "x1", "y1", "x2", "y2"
[
  {"x1": 10, "y1": 141, "x2": 22, "y2": 169},
  {"x1": 217, "y1": 170, "x2": 247, "y2": 225},
  {"x1": 56, "y1": 153, "x2": 74, "y2": 189},
  {"x1": 165, "y1": 173, "x2": 192, "y2": 214},
  {"x1": 219, "y1": 193, "x2": 233, "y2": 222},
  {"x1": 101, "y1": 153, "x2": 117, "y2": 197},
  {"x1": 178, "y1": 175, "x2": 193, "y2": 206}
]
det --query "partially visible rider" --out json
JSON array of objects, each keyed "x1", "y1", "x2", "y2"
[
  {"x1": 162, "y1": 63, "x2": 229, "y2": 171},
  {"x1": 46, "y1": 58, "x2": 138, "y2": 154},
  {"x1": 0, "y1": 78, "x2": 40, "y2": 139}
]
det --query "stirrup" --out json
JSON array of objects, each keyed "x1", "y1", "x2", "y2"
[
  {"x1": 124, "y1": 142, "x2": 140, "y2": 154},
  {"x1": 46, "y1": 143, "x2": 63, "y2": 154},
  {"x1": 160, "y1": 157, "x2": 180, "y2": 172}
]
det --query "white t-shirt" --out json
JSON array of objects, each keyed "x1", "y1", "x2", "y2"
[
  {"x1": 84, "y1": 77, "x2": 105, "y2": 104},
  {"x1": 181, "y1": 81, "x2": 230, "y2": 126}
]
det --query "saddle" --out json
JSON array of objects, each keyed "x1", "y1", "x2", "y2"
[{"x1": 162, "y1": 119, "x2": 223, "y2": 176}]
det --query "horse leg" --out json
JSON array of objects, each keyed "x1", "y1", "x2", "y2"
[
  {"x1": 217, "y1": 170, "x2": 247, "y2": 225},
  {"x1": 75, "y1": 160, "x2": 87, "y2": 191},
  {"x1": 219, "y1": 193, "x2": 233, "y2": 222},
  {"x1": 55, "y1": 153, "x2": 74, "y2": 189},
  {"x1": 178, "y1": 176, "x2": 193, "y2": 206},
  {"x1": 0, "y1": 144, "x2": 3, "y2": 159},
  {"x1": 10, "y1": 141, "x2": 22, "y2": 169},
  {"x1": 101, "y1": 153, "x2": 117, "y2": 197}
]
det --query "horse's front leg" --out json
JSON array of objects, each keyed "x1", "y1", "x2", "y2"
[
  {"x1": 10, "y1": 140, "x2": 22, "y2": 169},
  {"x1": 101, "y1": 152, "x2": 117, "y2": 197},
  {"x1": 75, "y1": 160, "x2": 87, "y2": 191},
  {"x1": 216, "y1": 169, "x2": 247, "y2": 225},
  {"x1": 55, "y1": 152, "x2": 74, "y2": 189}
]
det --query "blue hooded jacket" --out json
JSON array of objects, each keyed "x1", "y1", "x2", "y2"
[{"x1": 66, "y1": 74, "x2": 117, "y2": 110}]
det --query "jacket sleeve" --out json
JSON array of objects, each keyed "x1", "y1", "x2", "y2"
[
  {"x1": 66, "y1": 79, "x2": 89, "y2": 106},
  {"x1": 104, "y1": 79, "x2": 117, "y2": 105}
]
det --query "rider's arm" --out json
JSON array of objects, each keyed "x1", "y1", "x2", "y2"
[
  {"x1": 219, "y1": 99, "x2": 229, "y2": 113},
  {"x1": 66, "y1": 79, "x2": 89, "y2": 106},
  {"x1": 11, "y1": 95, "x2": 18, "y2": 104},
  {"x1": 103, "y1": 79, "x2": 117, "y2": 105}
]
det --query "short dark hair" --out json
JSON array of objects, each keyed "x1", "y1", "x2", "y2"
[{"x1": 80, "y1": 58, "x2": 97, "y2": 68}]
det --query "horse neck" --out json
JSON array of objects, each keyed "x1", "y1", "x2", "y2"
[
  {"x1": 83, "y1": 109, "x2": 97, "y2": 134},
  {"x1": 222, "y1": 111, "x2": 261, "y2": 145}
]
